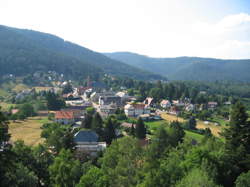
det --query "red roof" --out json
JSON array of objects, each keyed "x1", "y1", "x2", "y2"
[
  {"x1": 55, "y1": 111, "x2": 74, "y2": 119},
  {"x1": 161, "y1": 100, "x2": 170, "y2": 105}
]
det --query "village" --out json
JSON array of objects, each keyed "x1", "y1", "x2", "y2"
[{"x1": 3, "y1": 75, "x2": 233, "y2": 157}]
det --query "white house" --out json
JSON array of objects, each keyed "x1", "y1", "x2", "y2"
[
  {"x1": 124, "y1": 103, "x2": 150, "y2": 117},
  {"x1": 160, "y1": 100, "x2": 171, "y2": 108},
  {"x1": 74, "y1": 131, "x2": 106, "y2": 156}
]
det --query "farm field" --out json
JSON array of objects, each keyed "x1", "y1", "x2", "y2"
[
  {"x1": 161, "y1": 113, "x2": 223, "y2": 137},
  {"x1": 8, "y1": 116, "x2": 50, "y2": 146}
]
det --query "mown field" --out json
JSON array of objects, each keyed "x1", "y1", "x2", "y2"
[
  {"x1": 161, "y1": 113, "x2": 223, "y2": 137},
  {"x1": 8, "y1": 116, "x2": 50, "y2": 146}
]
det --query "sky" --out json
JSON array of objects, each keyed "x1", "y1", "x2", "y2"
[{"x1": 0, "y1": 0, "x2": 250, "y2": 59}]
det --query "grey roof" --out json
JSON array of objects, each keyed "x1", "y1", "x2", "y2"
[{"x1": 74, "y1": 130, "x2": 99, "y2": 143}]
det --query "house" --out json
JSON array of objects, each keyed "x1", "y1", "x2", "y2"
[
  {"x1": 90, "y1": 92, "x2": 115, "y2": 103},
  {"x1": 224, "y1": 101, "x2": 231, "y2": 105},
  {"x1": 185, "y1": 104, "x2": 195, "y2": 112},
  {"x1": 99, "y1": 104, "x2": 117, "y2": 117},
  {"x1": 124, "y1": 103, "x2": 150, "y2": 117},
  {"x1": 116, "y1": 91, "x2": 131, "y2": 103},
  {"x1": 208, "y1": 102, "x2": 218, "y2": 109},
  {"x1": 74, "y1": 130, "x2": 106, "y2": 156},
  {"x1": 172, "y1": 100, "x2": 185, "y2": 107},
  {"x1": 160, "y1": 100, "x2": 171, "y2": 108},
  {"x1": 55, "y1": 111, "x2": 75, "y2": 124},
  {"x1": 169, "y1": 106, "x2": 180, "y2": 116},
  {"x1": 77, "y1": 86, "x2": 92, "y2": 95},
  {"x1": 99, "y1": 96, "x2": 121, "y2": 106},
  {"x1": 60, "y1": 109, "x2": 84, "y2": 120},
  {"x1": 11, "y1": 109, "x2": 19, "y2": 115},
  {"x1": 144, "y1": 97, "x2": 155, "y2": 107}
]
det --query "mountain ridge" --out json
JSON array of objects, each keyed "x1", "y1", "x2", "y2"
[
  {"x1": 0, "y1": 25, "x2": 164, "y2": 81},
  {"x1": 104, "y1": 52, "x2": 250, "y2": 82}
]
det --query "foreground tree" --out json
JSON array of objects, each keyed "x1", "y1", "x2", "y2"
[
  {"x1": 49, "y1": 149, "x2": 82, "y2": 187},
  {"x1": 41, "y1": 123, "x2": 75, "y2": 153},
  {"x1": 235, "y1": 171, "x2": 250, "y2": 187},
  {"x1": 77, "y1": 166, "x2": 108, "y2": 187},
  {"x1": 176, "y1": 168, "x2": 219, "y2": 187},
  {"x1": 100, "y1": 137, "x2": 144, "y2": 186},
  {"x1": 222, "y1": 102, "x2": 250, "y2": 185},
  {"x1": 0, "y1": 108, "x2": 16, "y2": 186}
]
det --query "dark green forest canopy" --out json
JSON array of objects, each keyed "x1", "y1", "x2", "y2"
[
  {"x1": 105, "y1": 52, "x2": 250, "y2": 82},
  {"x1": 0, "y1": 25, "x2": 163, "y2": 81}
]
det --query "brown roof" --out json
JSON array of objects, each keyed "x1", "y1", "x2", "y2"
[
  {"x1": 55, "y1": 111, "x2": 74, "y2": 119},
  {"x1": 132, "y1": 103, "x2": 146, "y2": 109}
]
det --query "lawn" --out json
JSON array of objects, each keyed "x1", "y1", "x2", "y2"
[
  {"x1": 8, "y1": 116, "x2": 50, "y2": 146},
  {"x1": 145, "y1": 120, "x2": 204, "y2": 142}
]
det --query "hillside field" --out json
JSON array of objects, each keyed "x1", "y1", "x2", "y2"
[{"x1": 8, "y1": 116, "x2": 50, "y2": 146}]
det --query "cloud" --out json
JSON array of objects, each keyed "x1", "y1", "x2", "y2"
[{"x1": 191, "y1": 13, "x2": 250, "y2": 59}]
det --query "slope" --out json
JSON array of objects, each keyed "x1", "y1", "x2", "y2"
[
  {"x1": 104, "y1": 52, "x2": 250, "y2": 82},
  {"x1": 0, "y1": 25, "x2": 163, "y2": 81}
]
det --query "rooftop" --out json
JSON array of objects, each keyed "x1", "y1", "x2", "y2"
[{"x1": 74, "y1": 130, "x2": 99, "y2": 143}]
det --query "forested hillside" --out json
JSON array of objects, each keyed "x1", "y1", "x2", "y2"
[
  {"x1": 105, "y1": 52, "x2": 250, "y2": 82},
  {"x1": 0, "y1": 25, "x2": 163, "y2": 81}
]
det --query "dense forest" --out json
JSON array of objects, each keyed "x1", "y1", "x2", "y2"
[
  {"x1": 105, "y1": 52, "x2": 250, "y2": 82},
  {"x1": 0, "y1": 25, "x2": 163, "y2": 81}
]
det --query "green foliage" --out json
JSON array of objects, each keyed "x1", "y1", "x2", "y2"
[
  {"x1": 235, "y1": 171, "x2": 250, "y2": 187},
  {"x1": 41, "y1": 123, "x2": 75, "y2": 153},
  {"x1": 49, "y1": 149, "x2": 82, "y2": 187},
  {"x1": 14, "y1": 163, "x2": 38, "y2": 187},
  {"x1": 91, "y1": 112, "x2": 104, "y2": 138},
  {"x1": 135, "y1": 118, "x2": 147, "y2": 139},
  {"x1": 105, "y1": 52, "x2": 250, "y2": 82},
  {"x1": 175, "y1": 168, "x2": 219, "y2": 187},
  {"x1": 0, "y1": 25, "x2": 162, "y2": 81},
  {"x1": 17, "y1": 103, "x2": 36, "y2": 118},
  {"x1": 62, "y1": 83, "x2": 73, "y2": 94},
  {"x1": 186, "y1": 116, "x2": 197, "y2": 130},
  {"x1": 100, "y1": 136, "x2": 144, "y2": 187},
  {"x1": 77, "y1": 166, "x2": 108, "y2": 187},
  {"x1": 103, "y1": 117, "x2": 116, "y2": 144},
  {"x1": 45, "y1": 92, "x2": 65, "y2": 110}
]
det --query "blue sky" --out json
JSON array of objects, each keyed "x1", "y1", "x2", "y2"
[{"x1": 1, "y1": 0, "x2": 250, "y2": 59}]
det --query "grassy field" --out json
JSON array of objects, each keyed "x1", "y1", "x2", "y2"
[
  {"x1": 145, "y1": 120, "x2": 204, "y2": 142},
  {"x1": 8, "y1": 116, "x2": 50, "y2": 146},
  {"x1": 34, "y1": 86, "x2": 53, "y2": 92},
  {"x1": 0, "y1": 102, "x2": 16, "y2": 111},
  {"x1": 161, "y1": 113, "x2": 185, "y2": 123},
  {"x1": 161, "y1": 113, "x2": 223, "y2": 137}
]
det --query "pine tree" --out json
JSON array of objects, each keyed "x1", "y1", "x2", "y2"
[
  {"x1": 222, "y1": 102, "x2": 250, "y2": 185},
  {"x1": 104, "y1": 117, "x2": 116, "y2": 144},
  {"x1": 223, "y1": 102, "x2": 250, "y2": 151},
  {"x1": 91, "y1": 112, "x2": 103, "y2": 136},
  {"x1": 130, "y1": 124, "x2": 135, "y2": 136},
  {"x1": 135, "y1": 118, "x2": 147, "y2": 139},
  {"x1": 187, "y1": 116, "x2": 197, "y2": 130}
]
